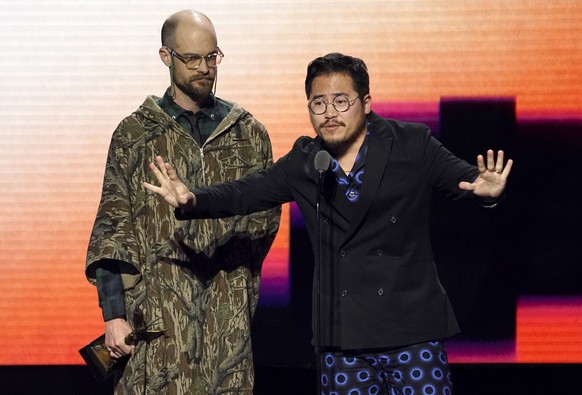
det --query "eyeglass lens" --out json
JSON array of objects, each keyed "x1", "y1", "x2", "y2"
[
  {"x1": 309, "y1": 95, "x2": 352, "y2": 115},
  {"x1": 185, "y1": 53, "x2": 222, "y2": 69}
]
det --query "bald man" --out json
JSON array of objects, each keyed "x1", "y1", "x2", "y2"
[{"x1": 85, "y1": 10, "x2": 280, "y2": 394}]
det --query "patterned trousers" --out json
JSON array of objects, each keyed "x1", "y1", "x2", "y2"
[{"x1": 320, "y1": 341, "x2": 453, "y2": 395}]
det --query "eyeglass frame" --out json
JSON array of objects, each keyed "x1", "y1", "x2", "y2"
[
  {"x1": 308, "y1": 94, "x2": 360, "y2": 115},
  {"x1": 163, "y1": 46, "x2": 224, "y2": 70}
]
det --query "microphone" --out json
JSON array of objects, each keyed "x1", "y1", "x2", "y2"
[
  {"x1": 313, "y1": 149, "x2": 330, "y2": 395},
  {"x1": 314, "y1": 150, "x2": 331, "y2": 174}
]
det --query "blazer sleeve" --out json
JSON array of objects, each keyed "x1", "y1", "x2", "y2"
[
  {"x1": 178, "y1": 154, "x2": 295, "y2": 220},
  {"x1": 423, "y1": 130, "x2": 495, "y2": 204}
]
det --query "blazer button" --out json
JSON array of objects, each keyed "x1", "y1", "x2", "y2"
[
  {"x1": 323, "y1": 217, "x2": 329, "y2": 224},
  {"x1": 341, "y1": 289, "x2": 348, "y2": 297},
  {"x1": 391, "y1": 216, "x2": 397, "y2": 224},
  {"x1": 378, "y1": 288, "x2": 384, "y2": 296},
  {"x1": 339, "y1": 250, "x2": 346, "y2": 257},
  {"x1": 376, "y1": 249, "x2": 383, "y2": 256}
]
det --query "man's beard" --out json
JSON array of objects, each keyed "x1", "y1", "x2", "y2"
[
  {"x1": 317, "y1": 117, "x2": 367, "y2": 153},
  {"x1": 173, "y1": 73, "x2": 215, "y2": 104}
]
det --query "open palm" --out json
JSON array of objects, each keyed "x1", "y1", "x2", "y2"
[{"x1": 143, "y1": 156, "x2": 196, "y2": 209}]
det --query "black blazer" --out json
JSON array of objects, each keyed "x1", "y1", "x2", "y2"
[{"x1": 188, "y1": 111, "x2": 489, "y2": 350}]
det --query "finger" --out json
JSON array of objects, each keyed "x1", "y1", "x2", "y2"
[
  {"x1": 178, "y1": 193, "x2": 192, "y2": 205},
  {"x1": 476, "y1": 154, "x2": 486, "y2": 173},
  {"x1": 119, "y1": 345, "x2": 132, "y2": 356},
  {"x1": 494, "y1": 150, "x2": 505, "y2": 173},
  {"x1": 459, "y1": 181, "x2": 475, "y2": 191},
  {"x1": 114, "y1": 340, "x2": 132, "y2": 356},
  {"x1": 109, "y1": 348, "x2": 123, "y2": 359},
  {"x1": 143, "y1": 181, "x2": 161, "y2": 193},
  {"x1": 501, "y1": 158, "x2": 514, "y2": 177},
  {"x1": 155, "y1": 156, "x2": 169, "y2": 176},
  {"x1": 486, "y1": 149, "x2": 495, "y2": 171},
  {"x1": 164, "y1": 163, "x2": 178, "y2": 180},
  {"x1": 148, "y1": 161, "x2": 166, "y2": 181}
]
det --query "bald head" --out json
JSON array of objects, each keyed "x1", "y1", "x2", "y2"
[
  {"x1": 159, "y1": 10, "x2": 221, "y2": 110},
  {"x1": 161, "y1": 10, "x2": 216, "y2": 49}
]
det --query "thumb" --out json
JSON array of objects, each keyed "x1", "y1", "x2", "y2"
[
  {"x1": 458, "y1": 181, "x2": 475, "y2": 191},
  {"x1": 178, "y1": 193, "x2": 193, "y2": 205}
]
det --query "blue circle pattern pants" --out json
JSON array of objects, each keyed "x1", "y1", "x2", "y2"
[{"x1": 320, "y1": 341, "x2": 453, "y2": 395}]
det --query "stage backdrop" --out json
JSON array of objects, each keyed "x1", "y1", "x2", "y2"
[{"x1": 0, "y1": 0, "x2": 580, "y2": 365}]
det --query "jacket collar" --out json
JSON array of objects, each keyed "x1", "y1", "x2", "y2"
[
  {"x1": 316, "y1": 111, "x2": 395, "y2": 240},
  {"x1": 157, "y1": 89, "x2": 229, "y2": 124},
  {"x1": 137, "y1": 95, "x2": 247, "y2": 145}
]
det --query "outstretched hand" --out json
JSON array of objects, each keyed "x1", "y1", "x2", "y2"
[
  {"x1": 459, "y1": 149, "x2": 514, "y2": 198},
  {"x1": 143, "y1": 156, "x2": 196, "y2": 209}
]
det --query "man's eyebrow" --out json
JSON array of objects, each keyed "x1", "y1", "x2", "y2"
[
  {"x1": 181, "y1": 49, "x2": 219, "y2": 57},
  {"x1": 311, "y1": 92, "x2": 349, "y2": 99}
]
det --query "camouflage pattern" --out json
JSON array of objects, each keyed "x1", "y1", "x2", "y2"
[{"x1": 85, "y1": 96, "x2": 281, "y2": 394}]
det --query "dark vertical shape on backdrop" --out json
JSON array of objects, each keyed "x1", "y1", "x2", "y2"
[{"x1": 432, "y1": 97, "x2": 517, "y2": 341}]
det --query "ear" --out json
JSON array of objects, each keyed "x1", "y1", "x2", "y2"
[
  {"x1": 363, "y1": 94, "x2": 372, "y2": 114},
  {"x1": 159, "y1": 47, "x2": 172, "y2": 68}
]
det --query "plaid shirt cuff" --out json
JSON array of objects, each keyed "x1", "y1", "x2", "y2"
[{"x1": 95, "y1": 262, "x2": 126, "y2": 322}]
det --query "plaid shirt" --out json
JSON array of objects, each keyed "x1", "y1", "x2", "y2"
[
  {"x1": 95, "y1": 90, "x2": 230, "y2": 321},
  {"x1": 157, "y1": 89, "x2": 230, "y2": 146},
  {"x1": 95, "y1": 262, "x2": 126, "y2": 321}
]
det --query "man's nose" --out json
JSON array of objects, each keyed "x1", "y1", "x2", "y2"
[
  {"x1": 325, "y1": 105, "x2": 339, "y2": 117},
  {"x1": 196, "y1": 58, "x2": 210, "y2": 73}
]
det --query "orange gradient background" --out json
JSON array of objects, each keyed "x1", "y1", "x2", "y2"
[{"x1": 0, "y1": 0, "x2": 580, "y2": 365}]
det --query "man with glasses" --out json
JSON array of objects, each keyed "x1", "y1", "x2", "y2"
[
  {"x1": 85, "y1": 10, "x2": 280, "y2": 394},
  {"x1": 144, "y1": 53, "x2": 513, "y2": 394}
]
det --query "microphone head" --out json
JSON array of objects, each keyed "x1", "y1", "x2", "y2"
[{"x1": 314, "y1": 150, "x2": 331, "y2": 173}]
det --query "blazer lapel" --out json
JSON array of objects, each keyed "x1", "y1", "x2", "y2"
[
  {"x1": 320, "y1": 169, "x2": 352, "y2": 226},
  {"x1": 307, "y1": 140, "x2": 352, "y2": 231},
  {"x1": 342, "y1": 130, "x2": 394, "y2": 242},
  {"x1": 308, "y1": 123, "x2": 395, "y2": 235}
]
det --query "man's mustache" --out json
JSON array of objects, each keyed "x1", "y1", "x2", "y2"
[{"x1": 320, "y1": 120, "x2": 345, "y2": 128}]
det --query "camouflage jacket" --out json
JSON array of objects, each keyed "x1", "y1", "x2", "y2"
[{"x1": 85, "y1": 96, "x2": 281, "y2": 394}]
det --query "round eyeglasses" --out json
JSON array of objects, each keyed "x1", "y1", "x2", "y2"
[
  {"x1": 164, "y1": 46, "x2": 224, "y2": 70},
  {"x1": 308, "y1": 95, "x2": 360, "y2": 115}
]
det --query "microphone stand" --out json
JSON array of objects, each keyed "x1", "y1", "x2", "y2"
[
  {"x1": 315, "y1": 168, "x2": 324, "y2": 395},
  {"x1": 313, "y1": 149, "x2": 330, "y2": 394}
]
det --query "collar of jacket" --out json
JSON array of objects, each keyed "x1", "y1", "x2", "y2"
[
  {"x1": 312, "y1": 111, "x2": 395, "y2": 242},
  {"x1": 136, "y1": 95, "x2": 249, "y2": 146}
]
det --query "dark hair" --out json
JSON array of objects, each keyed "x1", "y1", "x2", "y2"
[{"x1": 305, "y1": 53, "x2": 370, "y2": 99}]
